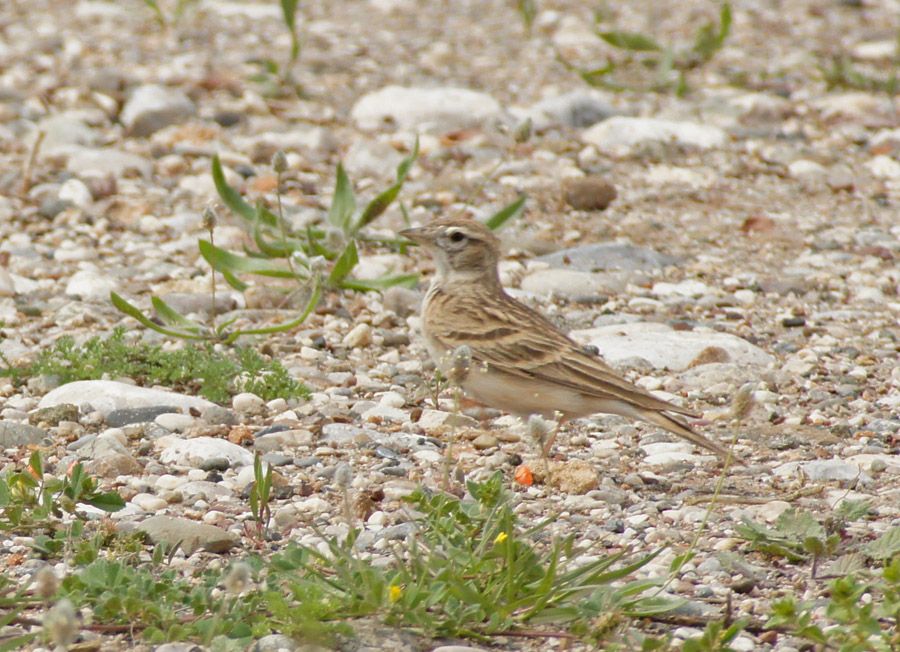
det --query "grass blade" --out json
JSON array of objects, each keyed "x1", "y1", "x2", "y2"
[
  {"x1": 110, "y1": 292, "x2": 206, "y2": 340},
  {"x1": 484, "y1": 195, "x2": 526, "y2": 231},
  {"x1": 328, "y1": 163, "x2": 356, "y2": 231},
  {"x1": 212, "y1": 154, "x2": 255, "y2": 222},
  {"x1": 327, "y1": 240, "x2": 359, "y2": 286}
]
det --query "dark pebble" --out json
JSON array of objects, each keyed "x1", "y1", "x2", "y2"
[
  {"x1": 107, "y1": 406, "x2": 179, "y2": 427},
  {"x1": 262, "y1": 453, "x2": 293, "y2": 466},
  {"x1": 563, "y1": 176, "x2": 617, "y2": 211},
  {"x1": 199, "y1": 457, "x2": 231, "y2": 472},
  {"x1": 782, "y1": 316, "x2": 806, "y2": 327},
  {"x1": 255, "y1": 424, "x2": 290, "y2": 437},
  {"x1": 213, "y1": 111, "x2": 242, "y2": 127},
  {"x1": 294, "y1": 456, "x2": 321, "y2": 468}
]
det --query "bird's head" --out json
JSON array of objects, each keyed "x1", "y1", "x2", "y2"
[{"x1": 400, "y1": 217, "x2": 501, "y2": 285}]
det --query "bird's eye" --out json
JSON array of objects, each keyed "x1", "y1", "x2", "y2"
[{"x1": 448, "y1": 231, "x2": 466, "y2": 243}]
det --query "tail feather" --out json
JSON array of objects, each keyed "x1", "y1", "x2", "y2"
[{"x1": 635, "y1": 409, "x2": 733, "y2": 459}]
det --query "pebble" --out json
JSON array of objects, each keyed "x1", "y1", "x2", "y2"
[
  {"x1": 137, "y1": 515, "x2": 237, "y2": 555},
  {"x1": 64, "y1": 268, "x2": 117, "y2": 302},
  {"x1": 232, "y1": 392, "x2": 265, "y2": 414},
  {"x1": 120, "y1": 84, "x2": 196, "y2": 136},
  {"x1": 40, "y1": 381, "x2": 214, "y2": 416},
  {"x1": 582, "y1": 116, "x2": 727, "y2": 154},
  {"x1": 154, "y1": 413, "x2": 196, "y2": 432},
  {"x1": 562, "y1": 176, "x2": 617, "y2": 211},
  {"x1": 515, "y1": 89, "x2": 618, "y2": 130},
  {"x1": 158, "y1": 436, "x2": 254, "y2": 469},
  {"x1": 572, "y1": 322, "x2": 774, "y2": 371},
  {"x1": 351, "y1": 85, "x2": 502, "y2": 132},
  {"x1": 343, "y1": 322, "x2": 373, "y2": 348}
]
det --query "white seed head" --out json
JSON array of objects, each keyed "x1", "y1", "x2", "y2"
[
  {"x1": 334, "y1": 462, "x2": 353, "y2": 488},
  {"x1": 34, "y1": 565, "x2": 59, "y2": 600},
  {"x1": 43, "y1": 597, "x2": 78, "y2": 648},
  {"x1": 222, "y1": 561, "x2": 253, "y2": 595},
  {"x1": 201, "y1": 205, "x2": 218, "y2": 231},
  {"x1": 527, "y1": 414, "x2": 553, "y2": 445},
  {"x1": 730, "y1": 382, "x2": 756, "y2": 421},
  {"x1": 271, "y1": 150, "x2": 288, "y2": 173},
  {"x1": 447, "y1": 345, "x2": 472, "y2": 385}
]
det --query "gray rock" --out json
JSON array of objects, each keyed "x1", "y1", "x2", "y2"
[
  {"x1": 343, "y1": 139, "x2": 404, "y2": 179},
  {"x1": 36, "y1": 112, "x2": 98, "y2": 153},
  {"x1": 517, "y1": 90, "x2": 618, "y2": 130},
  {"x1": 773, "y1": 458, "x2": 868, "y2": 482},
  {"x1": 107, "y1": 406, "x2": 180, "y2": 427},
  {"x1": 153, "y1": 644, "x2": 204, "y2": 652},
  {"x1": 137, "y1": 515, "x2": 238, "y2": 554},
  {"x1": 321, "y1": 423, "x2": 380, "y2": 445},
  {"x1": 201, "y1": 405, "x2": 238, "y2": 426},
  {"x1": 351, "y1": 85, "x2": 502, "y2": 133},
  {"x1": 582, "y1": 116, "x2": 727, "y2": 153},
  {"x1": 39, "y1": 380, "x2": 215, "y2": 416},
  {"x1": 572, "y1": 322, "x2": 774, "y2": 371},
  {"x1": 120, "y1": 84, "x2": 196, "y2": 137},
  {"x1": 29, "y1": 403, "x2": 79, "y2": 426},
  {"x1": 158, "y1": 436, "x2": 253, "y2": 469},
  {"x1": 64, "y1": 146, "x2": 152, "y2": 178},
  {"x1": 64, "y1": 268, "x2": 118, "y2": 302},
  {"x1": 520, "y1": 268, "x2": 631, "y2": 298},
  {"x1": 251, "y1": 634, "x2": 303, "y2": 652},
  {"x1": 198, "y1": 457, "x2": 231, "y2": 472},
  {"x1": 537, "y1": 243, "x2": 679, "y2": 272},
  {"x1": 0, "y1": 421, "x2": 48, "y2": 447}
]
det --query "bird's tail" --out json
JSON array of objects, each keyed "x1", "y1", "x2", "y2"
[{"x1": 636, "y1": 408, "x2": 735, "y2": 460}]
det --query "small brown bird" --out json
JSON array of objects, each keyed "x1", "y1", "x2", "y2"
[{"x1": 400, "y1": 216, "x2": 730, "y2": 458}]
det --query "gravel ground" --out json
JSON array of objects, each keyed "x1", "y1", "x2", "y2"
[{"x1": 0, "y1": 1, "x2": 898, "y2": 650}]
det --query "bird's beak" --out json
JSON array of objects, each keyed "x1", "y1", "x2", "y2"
[{"x1": 399, "y1": 226, "x2": 430, "y2": 245}]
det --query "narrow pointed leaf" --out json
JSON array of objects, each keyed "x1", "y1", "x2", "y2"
[
  {"x1": 327, "y1": 239, "x2": 359, "y2": 286},
  {"x1": 599, "y1": 30, "x2": 662, "y2": 51},
  {"x1": 328, "y1": 163, "x2": 356, "y2": 231},
  {"x1": 340, "y1": 273, "x2": 419, "y2": 292},
  {"x1": 212, "y1": 154, "x2": 255, "y2": 221},
  {"x1": 150, "y1": 296, "x2": 202, "y2": 331},
  {"x1": 198, "y1": 240, "x2": 299, "y2": 278},
  {"x1": 485, "y1": 195, "x2": 526, "y2": 230},
  {"x1": 224, "y1": 283, "x2": 321, "y2": 342},
  {"x1": 110, "y1": 292, "x2": 206, "y2": 340}
]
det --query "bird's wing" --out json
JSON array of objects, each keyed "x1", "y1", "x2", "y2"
[{"x1": 426, "y1": 290, "x2": 697, "y2": 417}]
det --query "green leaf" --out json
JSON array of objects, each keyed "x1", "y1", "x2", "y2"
[
  {"x1": 280, "y1": 0, "x2": 301, "y2": 62},
  {"x1": 351, "y1": 139, "x2": 418, "y2": 234},
  {"x1": 327, "y1": 240, "x2": 359, "y2": 286},
  {"x1": 151, "y1": 297, "x2": 202, "y2": 331},
  {"x1": 866, "y1": 526, "x2": 900, "y2": 561},
  {"x1": 693, "y1": 2, "x2": 732, "y2": 61},
  {"x1": 198, "y1": 240, "x2": 300, "y2": 279},
  {"x1": 224, "y1": 283, "x2": 321, "y2": 342},
  {"x1": 599, "y1": 30, "x2": 662, "y2": 52},
  {"x1": 328, "y1": 163, "x2": 356, "y2": 232},
  {"x1": 110, "y1": 292, "x2": 206, "y2": 340},
  {"x1": 340, "y1": 273, "x2": 419, "y2": 292},
  {"x1": 484, "y1": 195, "x2": 526, "y2": 230},
  {"x1": 212, "y1": 154, "x2": 254, "y2": 222},
  {"x1": 85, "y1": 491, "x2": 126, "y2": 512}
]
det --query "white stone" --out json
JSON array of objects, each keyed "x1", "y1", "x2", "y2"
[
  {"x1": 120, "y1": 84, "x2": 196, "y2": 137},
  {"x1": 520, "y1": 268, "x2": 629, "y2": 297},
  {"x1": 232, "y1": 392, "x2": 264, "y2": 413},
  {"x1": 39, "y1": 380, "x2": 215, "y2": 415},
  {"x1": 351, "y1": 85, "x2": 502, "y2": 133},
  {"x1": 773, "y1": 458, "x2": 868, "y2": 482},
  {"x1": 644, "y1": 165, "x2": 716, "y2": 189},
  {"x1": 131, "y1": 493, "x2": 168, "y2": 512},
  {"x1": 65, "y1": 268, "x2": 117, "y2": 302},
  {"x1": 512, "y1": 89, "x2": 617, "y2": 130},
  {"x1": 866, "y1": 155, "x2": 900, "y2": 180},
  {"x1": 155, "y1": 413, "x2": 196, "y2": 432},
  {"x1": 158, "y1": 436, "x2": 254, "y2": 469},
  {"x1": 582, "y1": 116, "x2": 727, "y2": 154},
  {"x1": 361, "y1": 404, "x2": 409, "y2": 423},
  {"x1": 571, "y1": 322, "x2": 774, "y2": 371},
  {"x1": 64, "y1": 146, "x2": 152, "y2": 178},
  {"x1": 788, "y1": 159, "x2": 827, "y2": 180},
  {"x1": 652, "y1": 280, "x2": 711, "y2": 299},
  {"x1": 379, "y1": 391, "x2": 406, "y2": 408},
  {"x1": 58, "y1": 178, "x2": 93, "y2": 209},
  {"x1": 343, "y1": 323, "x2": 373, "y2": 348}
]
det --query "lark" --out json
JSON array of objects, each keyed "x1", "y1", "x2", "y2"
[{"x1": 400, "y1": 216, "x2": 730, "y2": 458}]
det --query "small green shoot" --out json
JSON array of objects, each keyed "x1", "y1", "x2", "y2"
[
  {"x1": 249, "y1": 453, "x2": 274, "y2": 540},
  {"x1": 567, "y1": 2, "x2": 732, "y2": 96}
]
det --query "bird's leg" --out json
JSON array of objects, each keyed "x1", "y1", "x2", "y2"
[{"x1": 442, "y1": 346, "x2": 472, "y2": 492}]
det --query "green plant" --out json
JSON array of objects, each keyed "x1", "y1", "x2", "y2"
[
  {"x1": 682, "y1": 619, "x2": 748, "y2": 652},
  {"x1": 204, "y1": 144, "x2": 420, "y2": 294},
  {"x1": 516, "y1": 0, "x2": 537, "y2": 33},
  {"x1": 766, "y1": 557, "x2": 900, "y2": 651},
  {"x1": 4, "y1": 327, "x2": 308, "y2": 403},
  {"x1": 278, "y1": 472, "x2": 679, "y2": 642},
  {"x1": 142, "y1": 0, "x2": 199, "y2": 28},
  {"x1": 248, "y1": 453, "x2": 274, "y2": 539},
  {"x1": 565, "y1": 2, "x2": 732, "y2": 96},
  {"x1": 0, "y1": 452, "x2": 125, "y2": 533},
  {"x1": 821, "y1": 53, "x2": 899, "y2": 96}
]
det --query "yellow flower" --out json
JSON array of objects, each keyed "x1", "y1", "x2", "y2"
[
  {"x1": 494, "y1": 532, "x2": 508, "y2": 545},
  {"x1": 389, "y1": 585, "x2": 403, "y2": 603}
]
